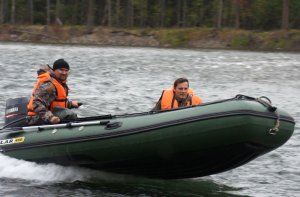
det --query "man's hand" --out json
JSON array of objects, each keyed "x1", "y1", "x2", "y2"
[
  {"x1": 50, "y1": 116, "x2": 60, "y2": 124},
  {"x1": 71, "y1": 101, "x2": 82, "y2": 108}
]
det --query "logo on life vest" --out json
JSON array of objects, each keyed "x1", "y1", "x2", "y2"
[{"x1": 0, "y1": 137, "x2": 25, "y2": 145}]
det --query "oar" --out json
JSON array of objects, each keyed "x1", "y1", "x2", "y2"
[
  {"x1": 0, "y1": 117, "x2": 27, "y2": 130},
  {"x1": 22, "y1": 120, "x2": 111, "y2": 132},
  {"x1": 0, "y1": 119, "x2": 112, "y2": 134}
]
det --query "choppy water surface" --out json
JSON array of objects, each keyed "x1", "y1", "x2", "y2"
[{"x1": 0, "y1": 43, "x2": 299, "y2": 197}]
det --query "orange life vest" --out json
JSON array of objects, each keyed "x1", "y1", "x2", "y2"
[
  {"x1": 27, "y1": 72, "x2": 68, "y2": 116},
  {"x1": 160, "y1": 88, "x2": 203, "y2": 110}
]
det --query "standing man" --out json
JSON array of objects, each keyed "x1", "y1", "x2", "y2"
[
  {"x1": 27, "y1": 59, "x2": 79, "y2": 125},
  {"x1": 152, "y1": 78, "x2": 203, "y2": 111}
]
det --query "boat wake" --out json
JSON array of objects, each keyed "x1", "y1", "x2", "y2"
[
  {"x1": 0, "y1": 153, "x2": 121, "y2": 183},
  {"x1": 1, "y1": 154, "x2": 239, "y2": 197},
  {"x1": 0, "y1": 151, "x2": 243, "y2": 196}
]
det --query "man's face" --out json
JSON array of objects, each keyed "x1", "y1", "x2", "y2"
[
  {"x1": 54, "y1": 68, "x2": 69, "y2": 81},
  {"x1": 174, "y1": 82, "x2": 189, "y2": 100}
]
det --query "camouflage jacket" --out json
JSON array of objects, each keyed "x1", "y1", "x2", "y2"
[{"x1": 27, "y1": 66, "x2": 72, "y2": 125}]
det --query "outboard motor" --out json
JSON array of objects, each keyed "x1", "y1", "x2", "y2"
[{"x1": 4, "y1": 97, "x2": 29, "y2": 128}]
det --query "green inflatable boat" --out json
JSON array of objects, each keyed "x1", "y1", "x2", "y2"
[{"x1": 0, "y1": 95, "x2": 295, "y2": 179}]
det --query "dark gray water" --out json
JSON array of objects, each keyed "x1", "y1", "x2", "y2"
[{"x1": 0, "y1": 42, "x2": 299, "y2": 197}]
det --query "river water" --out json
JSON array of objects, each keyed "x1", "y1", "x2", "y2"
[{"x1": 0, "y1": 42, "x2": 299, "y2": 197}]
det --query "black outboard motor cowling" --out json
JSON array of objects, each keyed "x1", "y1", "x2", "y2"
[{"x1": 4, "y1": 97, "x2": 29, "y2": 127}]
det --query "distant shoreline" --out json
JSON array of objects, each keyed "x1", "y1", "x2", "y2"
[{"x1": 1, "y1": 25, "x2": 300, "y2": 52}]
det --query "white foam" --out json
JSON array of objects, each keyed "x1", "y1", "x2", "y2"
[{"x1": 0, "y1": 153, "x2": 118, "y2": 183}]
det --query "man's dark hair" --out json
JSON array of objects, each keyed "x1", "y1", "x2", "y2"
[{"x1": 174, "y1": 78, "x2": 189, "y2": 88}]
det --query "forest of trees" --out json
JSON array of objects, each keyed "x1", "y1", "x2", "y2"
[{"x1": 0, "y1": 0, "x2": 299, "y2": 31}]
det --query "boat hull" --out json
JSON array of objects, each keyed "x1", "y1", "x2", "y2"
[{"x1": 0, "y1": 97, "x2": 295, "y2": 179}]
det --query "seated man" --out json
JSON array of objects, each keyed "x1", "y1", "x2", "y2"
[
  {"x1": 27, "y1": 59, "x2": 79, "y2": 125},
  {"x1": 152, "y1": 78, "x2": 203, "y2": 111}
]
